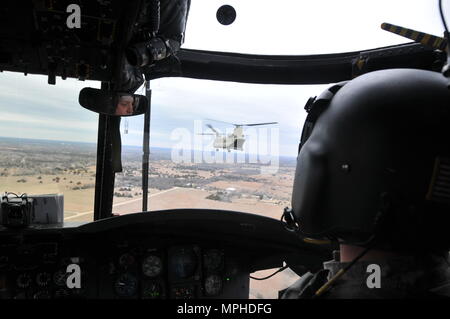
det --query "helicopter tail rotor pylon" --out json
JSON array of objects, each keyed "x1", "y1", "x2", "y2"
[{"x1": 206, "y1": 124, "x2": 221, "y2": 136}]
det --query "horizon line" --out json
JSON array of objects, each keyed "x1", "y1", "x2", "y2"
[{"x1": 0, "y1": 135, "x2": 298, "y2": 158}]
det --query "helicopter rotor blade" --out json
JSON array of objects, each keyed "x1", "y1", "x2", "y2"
[
  {"x1": 205, "y1": 118, "x2": 238, "y2": 126},
  {"x1": 206, "y1": 119, "x2": 278, "y2": 127},
  {"x1": 240, "y1": 122, "x2": 278, "y2": 127}
]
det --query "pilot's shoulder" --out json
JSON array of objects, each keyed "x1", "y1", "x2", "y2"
[{"x1": 279, "y1": 270, "x2": 329, "y2": 299}]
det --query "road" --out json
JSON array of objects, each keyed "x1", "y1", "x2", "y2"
[{"x1": 65, "y1": 187, "x2": 181, "y2": 221}]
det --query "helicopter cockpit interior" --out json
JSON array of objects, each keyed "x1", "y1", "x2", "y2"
[{"x1": 0, "y1": 0, "x2": 448, "y2": 300}]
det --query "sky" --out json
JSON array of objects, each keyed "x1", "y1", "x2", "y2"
[{"x1": 0, "y1": 0, "x2": 447, "y2": 157}]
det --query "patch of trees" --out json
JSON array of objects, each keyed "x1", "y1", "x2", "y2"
[
  {"x1": 114, "y1": 192, "x2": 133, "y2": 198},
  {"x1": 71, "y1": 183, "x2": 94, "y2": 190},
  {"x1": 206, "y1": 191, "x2": 231, "y2": 203}
]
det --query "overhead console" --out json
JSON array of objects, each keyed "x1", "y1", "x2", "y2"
[
  {"x1": 0, "y1": 0, "x2": 190, "y2": 86},
  {"x1": 0, "y1": 209, "x2": 332, "y2": 299}
]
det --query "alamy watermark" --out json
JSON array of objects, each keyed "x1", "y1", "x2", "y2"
[
  {"x1": 66, "y1": 263, "x2": 81, "y2": 289},
  {"x1": 366, "y1": 264, "x2": 381, "y2": 289},
  {"x1": 66, "y1": 4, "x2": 81, "y2": 29}
]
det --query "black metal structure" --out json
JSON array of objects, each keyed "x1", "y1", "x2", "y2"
[
  {"x1": 147, "y1": 43, "x2": 444, "y2": 84},
  {"x1": 93, "y1": 83, "x2": 118, "y2": 221},
  {"x1": 142, "y1": 81, "x2": 152, "y2": 212}
]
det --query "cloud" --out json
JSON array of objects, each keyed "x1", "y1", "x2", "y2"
[{"x1": 0, "y1": 72, "x2": 99, "y2": 143}]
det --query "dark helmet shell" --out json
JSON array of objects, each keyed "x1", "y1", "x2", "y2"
[{"x1": 292, "y1": 68, "x2": 450, "y2": 249}]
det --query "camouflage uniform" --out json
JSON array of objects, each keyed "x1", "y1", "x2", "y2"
[{"x1": 280, "y1": 252, "x2": 450, "y2": 299}]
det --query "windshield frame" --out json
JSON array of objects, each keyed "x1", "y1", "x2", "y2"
[{"x1": 146, "y1": 42, "x2": 437, "y2": 84}]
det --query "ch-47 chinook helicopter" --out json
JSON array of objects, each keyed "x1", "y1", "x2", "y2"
[
  {"x1": 200, "y1": 120, "x2": 278, "y2": 152},
  {"x1": 0, "y1": 0, "x2": 448, "y2": 302}
]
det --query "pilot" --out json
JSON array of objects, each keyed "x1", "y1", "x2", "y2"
[
  {"x1": 281, "y1": 68, "x2": 450, "y2": 299},
  {"x1": 115, "y1": 94, "x2": 135, "y2": 116}
]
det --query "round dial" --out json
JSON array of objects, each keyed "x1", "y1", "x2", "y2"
[
  {"x1": 53, "y1": 269, "x2": 67, "y2": 287},
  {"x1": 203, "y1": 249, "x2": 223, "y2": 271},
  {"x1": 114, "y1": 273, "x2": 138, "y2": 297},
  {"x1": 16, "y1": 273, "x2": 31, "y2": 288},
  {"x1": 204, "y1": 274, "x2": 223, "y2": 296},
  {"x1": 142, "y1": 255, "x2": 163, "y2": 277},
  {"x1": 36, "y1": 272, "x2": 51, "y2": 287},
  {"x1": 119, "y1": 253, "x2": 135, "y2": 268}
]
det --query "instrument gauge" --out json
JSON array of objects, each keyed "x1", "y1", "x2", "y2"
[
  {"x1": 204, "y1": 274, "x2": 223, "y2": 296},
  {"x1": 114, "y1": 273, "x2": 138, "y2": 298},
  {"x1": 172, "y1": 286, "x2": 195, "y2": 299},
  {"x1": 53, "y1": 269, "x2": 67, "y2": 287},
  {"x1": 142, "y1": 281, "x2": 163, "y2": 299},
  {"x1": 169, "y1": 247, "x2": 198, "y2": 279},
  {"x1": 142, "y1": 255, "x2": 163, "y2": 277},
  {"x1": 203, "y1": 249, "x2": 223, "y2": 271},
  {"x1": 119, "y1": 253, "x2": 135, "y2": 268},
  {"x1": 36, "y1": 272, "x2": 51, "y2": 287},
  {"x1": 16, "y1": 273, "x2": 31, "y2": 288}
]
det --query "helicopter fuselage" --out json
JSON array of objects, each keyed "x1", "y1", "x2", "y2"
[{"x1": 213, "y1": 127, "x2": 245, "y2": 151}]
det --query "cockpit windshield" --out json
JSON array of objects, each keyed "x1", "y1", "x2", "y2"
[
  {"x1": 183, "y1": 0, "x2": 444, "y2": 55},
  {"x1": 0, "y1": 72, "x2": 99, "y2": 221},
  {"x1": 0, "y1": 0, "x2": 445, "y2": 227},
  {"x1": 112, "y1": 79, "x2": 328, "y2": 223}
]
